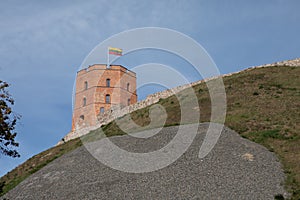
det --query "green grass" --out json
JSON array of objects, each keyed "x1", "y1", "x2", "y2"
[
  {"x1": 0, "y1": 138, "x2": 82, "y2": 195},
  {"x1": 1, "y1": 65, "x2": 299, "y2": 199},
  {"x1": 244, "y1": 129, "x2": 291, "y2": 143},
  {"x1": 222, "y1": 66, "x2": 300, "y2": 199}
]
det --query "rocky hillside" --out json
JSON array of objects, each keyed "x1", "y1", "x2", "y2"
[
  {"x1": 3, "y1": 124, "x2": 287, "y2": 199},
  {"x1": 1, "y1": 59, "x2": 299, "y2": 199}
]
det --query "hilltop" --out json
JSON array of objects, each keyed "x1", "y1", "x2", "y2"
[
  {"x1": 2, "y1": 124, "x2": 287, "y2": 199},
  {"x1": 1, "y1": 59, "x2": 299, "y2": 199}
]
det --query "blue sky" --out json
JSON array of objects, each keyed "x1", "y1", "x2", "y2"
[{"x1": 0, "y1": 0, "x2": 299, "y2": 176}]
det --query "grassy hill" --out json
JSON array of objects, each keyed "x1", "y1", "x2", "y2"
[{"x1": 1, "y1": 65, "x2": 299, "y2": 199}]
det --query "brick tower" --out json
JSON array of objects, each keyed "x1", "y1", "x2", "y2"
[{"x1": 72, "y1": 64, "x2": 137, "y2": 130}]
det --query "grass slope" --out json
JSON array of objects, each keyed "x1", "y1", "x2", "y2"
[{"x1": 1, "y1": 65, "x2": 299, "y2": 199}]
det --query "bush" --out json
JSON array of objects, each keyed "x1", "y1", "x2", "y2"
[
  {"x1": 274, "y1": 194, "x2": 284, "y2": 200},
  {"x1": 0, "y1": 181, "x2": 5, "y2": 194}
]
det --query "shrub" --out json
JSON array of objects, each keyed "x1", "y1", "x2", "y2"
[
  {"x1": 0, "y1": 181, "x2": 5, "y2": 194},
  {"x1": 274, "y1": 194, "x2": 284, "y2": 200}
]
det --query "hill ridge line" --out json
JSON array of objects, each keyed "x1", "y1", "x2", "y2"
[{"x1": 58, "y1": 57, "x2": 300, "y2": 144}]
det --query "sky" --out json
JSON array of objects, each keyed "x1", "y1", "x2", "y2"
[{"x1": 0, "y1": 0, "x2": 300, "y2": 176}]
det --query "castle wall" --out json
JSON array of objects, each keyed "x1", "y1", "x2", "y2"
[
  {"x1": 72, "y1": 64, "x2": 137, "y2": 131},
  {"x1": 72, "y1": 65, "x2": 107, "y2": 130},
  {"x1": 61, "y1": 58, "x2": 300, "y2": 144}
]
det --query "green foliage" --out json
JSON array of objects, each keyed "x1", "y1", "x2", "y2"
[
  {"x1": 0, "y1": 80, "x2": 21, "y2": 157},
  {"x1": 0, "y1": 181, "x2": 5, "y2": 194}
]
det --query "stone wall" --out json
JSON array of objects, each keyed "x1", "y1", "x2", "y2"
[
  {"x1": 58, "y1": 58, "x2": 299, "y2": 145},
  {"x1": 59, "y1": 83, "x2": 193, "y2": 144}
]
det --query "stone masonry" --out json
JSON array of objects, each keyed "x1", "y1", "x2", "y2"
[{"x1": 59, "y1": 58, "x2": 300, "y2": 144}]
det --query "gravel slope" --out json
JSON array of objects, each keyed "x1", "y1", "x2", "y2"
[{"x1": 3, "y1": 123, "x2": 286, "y2": 199}]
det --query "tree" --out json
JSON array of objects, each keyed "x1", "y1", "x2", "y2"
[{"x1": 0, "y1": 80, "x2": 20, "y2": 157}]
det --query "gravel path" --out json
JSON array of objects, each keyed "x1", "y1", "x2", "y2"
[{"x1": 3, "y1": 123, "x2": 286, "y2": 199}]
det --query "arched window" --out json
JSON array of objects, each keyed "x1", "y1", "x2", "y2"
[
  {"x1": 100, "y1": 107, "x2": 105, "y2": 113},
  {"x1": 105, "y1": 94, "x2": 111, "y2": 103},
  {"x1": 127, "y1": 83, "x2": 130, "y2": 91},
  {"x1": 106, "y1": 79, "x2": 110, "y2": 87},
  {"x1": 127, "y1": 98, "x2": 130, "y2": 106},
  {"x1": 83, "y1": 97, "x2": 86, "y2": 106},
  {"x1": 84, "y1": 81, "x2": 88, "y2": 90},
  {"x1": 80, "y1": 115, "x2": 84, "y2": 120}
]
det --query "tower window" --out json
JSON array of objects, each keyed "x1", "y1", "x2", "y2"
[
  {"x1": 127, "y1": 98, "x2": 130, "y2": 106},
  {"x1": 84, "y1": 81, "x2": 88, "y2": 90},
  {"x1": 105, "y1": 94, "x2": 111, "y2": 103},
  {"x1": 127, "y1": 83, "x2": 130, "y2": 91},
  {"x1": 80, "y1": 115, "x2": 84, "y2": 120},
  {"x1": 106, "y1": 79, "x2": 111, "y2": 87},
  {"x1": 83, "y1": 97, "x2": 86, "y2": 106},
  {"x1": 100, "y1": 107, "x2": 105, "y2": 113}
]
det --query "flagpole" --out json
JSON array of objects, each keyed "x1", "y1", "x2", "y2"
[{"x1": 107, "y1": 47, "x2": 109, "y2": 68}]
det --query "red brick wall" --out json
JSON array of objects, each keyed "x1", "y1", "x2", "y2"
[{"x1": 72, "y1": 65, "x2": 137, "y2": 131}]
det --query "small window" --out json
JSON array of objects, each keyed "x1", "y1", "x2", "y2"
[
  {"x1": 84, "y1": 81, "x2": 88, "y2": 90},
  {"x1": 127, "y1": 98, "x2": 130, "y2": 106},
  {"x1": 127, "y1": 83, "x2": 130, "y2": 91},
  {"x1": 106, "y1": 79, "x2": 111, "y2": 87},
  {"x1": 100, "y1": 107, "x2": 105, "y2": 113},
  {"x1": 105, "y1": 94, "x2": 110, "y2": 103},
  {"x1": 80, "y1": 115, "x2": 84, "y2": 120},
  {"x1": 83, "y1": 97, "x2": 86, "y2": 106}
]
